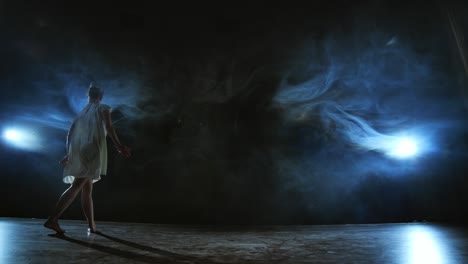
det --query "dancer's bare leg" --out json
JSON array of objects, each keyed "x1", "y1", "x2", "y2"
[
  {"x1": 81, "y1": 178, "x2": 96, "y2": 233},
  {"x1": 44, "y1": 178, "x2": 88, "y2": 233}
]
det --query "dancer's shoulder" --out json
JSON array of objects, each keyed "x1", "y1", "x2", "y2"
[{"x1": 99, "y1": 103, "x2": 112, "y2": 112}]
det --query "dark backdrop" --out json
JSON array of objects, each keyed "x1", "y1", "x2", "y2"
[{"x1": 1, "y1": 0, "x2": 467, "y2": 225}]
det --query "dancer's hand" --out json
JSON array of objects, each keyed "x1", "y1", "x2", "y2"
[
  {"x1": 59, "y1": 154, "x2": 69, "y2": 165},
  {"x1": 116, "y1": 144, "x2": 131, "y2": 158}
]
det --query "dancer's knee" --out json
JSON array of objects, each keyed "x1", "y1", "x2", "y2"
[
  {"x1": 71, "y1": 178, "x2": 88, "y2": 190},
  {"x1": 81, "y1": 179, "x2": 93, "y2": 195}
]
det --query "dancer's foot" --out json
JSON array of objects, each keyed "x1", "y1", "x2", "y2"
[
  {"x1": 87, "y1": 227, "x2": 99, "y2": 234},
  {"x1": 87, "y1": 222, "x2": 97, "y2": 233},
  {"x1": 44, "y1": 218, "x2": 65, "y2": 234}
]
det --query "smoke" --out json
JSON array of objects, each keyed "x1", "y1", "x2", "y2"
[
  {"x1": 273, "y1": 30, "x2": 458, "y2": 159},
  {"x1": 0, "y1": 49, "x2": 172, "y2": 154},
  {"x1": 267, "y1": 15, "x2": 468, "y2": 223}
]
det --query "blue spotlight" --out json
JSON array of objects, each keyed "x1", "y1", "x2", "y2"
[
  {"x1": 387, "y1": 136, "x2": 418, "y2": 159},
  {"x1": 2, "y1": 127, "x2": 42, "y2": 152},
  {"x1": 4, "y1": 129, "x2": 21, "y2": 141}
]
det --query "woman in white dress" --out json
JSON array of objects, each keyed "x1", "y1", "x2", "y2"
[{"x1": 44, "y1": 83, "x2": 131, "y2": 233}]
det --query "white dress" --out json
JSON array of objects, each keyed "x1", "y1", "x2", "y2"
[{"x1": 63, "y1": 103, "x2": 111, "y2": 184}]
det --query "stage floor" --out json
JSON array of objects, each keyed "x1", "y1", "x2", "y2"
[{"x1": 0, "y1": 218, "x2": 467, "y2": 263}]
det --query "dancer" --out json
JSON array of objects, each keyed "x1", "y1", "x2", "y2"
[{"x1": 44, "y1": 83, "x2": 131, "y2": 233}]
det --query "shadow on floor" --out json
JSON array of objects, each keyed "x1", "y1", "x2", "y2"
[
  {"x1": 95, "y1": 231, "x2": 191, "y2": 260},
  {"x1": 48, "y1": 233, "x2": 219, "y2": 264}
]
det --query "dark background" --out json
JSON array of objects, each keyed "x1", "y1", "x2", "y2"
[{"x1": 0, "y1": 0, "x2": 467, "y2": 225}]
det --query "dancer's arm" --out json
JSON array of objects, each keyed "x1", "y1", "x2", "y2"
[{"x1": 102, "y1": 109, "x2": 131, "y2": 158}]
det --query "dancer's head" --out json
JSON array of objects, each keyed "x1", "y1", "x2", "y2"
[{"x1": 88, "y1": 82, "x2": 104, "y2": 102}]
